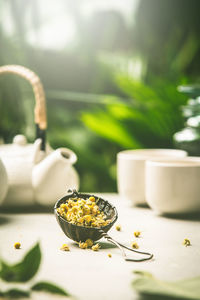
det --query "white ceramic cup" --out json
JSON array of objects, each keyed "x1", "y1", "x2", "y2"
[
  {"x1": 117, "y1": 149, "x2": 187, "y2": 206},
  {"x1": 0, "y1": 158, "x2": 8, "y2": 204},
  {"x1": 145, "y1": 158, "x2": 200, "y2": 214}
]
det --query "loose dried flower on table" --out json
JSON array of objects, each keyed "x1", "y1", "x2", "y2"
[
  {"x1": 134, "y1": 231, "x2": 141, "y2": 238},
  {"x1": 14, "y1": 242, "x2": 21, "y2": 249}
]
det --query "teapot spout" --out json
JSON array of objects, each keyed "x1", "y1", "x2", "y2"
[{"x1": 32, "y1": 148, "x2": 79, "y2": 205}]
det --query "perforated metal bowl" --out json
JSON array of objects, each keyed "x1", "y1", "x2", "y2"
[{"x1": 54, "y1": 191, "x2": 118, "y2": 242}]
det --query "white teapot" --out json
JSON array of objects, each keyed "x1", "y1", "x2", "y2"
[
  {"x1": 0, "y1": 65, "x2": 79, "y2": 206},
  {"x1": 0, "y1": 135, "x2": 79, "y2": 206}
]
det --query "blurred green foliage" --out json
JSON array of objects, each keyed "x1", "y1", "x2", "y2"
[
  {"x1": 0, "y1": 242, "x2": 70, "y2": 297},
  {"x1": 0, "y1": 0, "x2": 200, "y2": 192},
  {"x1": 82, "y1": 76, "x2": 188, "y2": 149}
]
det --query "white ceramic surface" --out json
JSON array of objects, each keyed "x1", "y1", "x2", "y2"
[
  {"x1": 0, "y1": 157, "x2": 8, "y2": 204},
  {"x1": 1, "y1": 194, "x2": 200, "y2": 300},
  {"x1": 145, "y1": 158, "x2": 200, "y2": 214},
  {"x1": 117, "y1": 149, "x2": 187, "y2": 206}
]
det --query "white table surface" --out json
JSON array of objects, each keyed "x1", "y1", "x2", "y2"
[{"x1": 0, "y1": 193, "x2": 200, "y2": 300}]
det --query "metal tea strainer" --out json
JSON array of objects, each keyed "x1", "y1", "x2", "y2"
[{"x1": 54, "y1": 189, "x2": 153, "y2": 262}]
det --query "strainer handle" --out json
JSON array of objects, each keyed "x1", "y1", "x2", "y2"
[{"x1": 99, "y1": 230, "x2": 153, "y2": 262}]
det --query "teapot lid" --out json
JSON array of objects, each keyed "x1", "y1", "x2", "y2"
[{"x1": 0, "y1": 135, "x2": 35, "y2": 159}]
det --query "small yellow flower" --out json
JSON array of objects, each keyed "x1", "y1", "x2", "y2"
[
  {"x1": 83, "y1": 205, "x2": 90, "y2": 215},
  {"x1": 67, "y1": 200, "x2": 74, "y2": 207},
  {"x1": 77, "y1": 217, "x2": 84, "y2": 224},
  {"x1": 72, "y1": 206, "x2": 79, "y2": 214},
  {"x1": 84, "y1": 215, "x2": 92, "y2": 224},
  {"x1": 60, "y1": 244, "x2": 70, "y2": 251},
  {"x1": 115, "y1": 225, "x2": 121, "y2": 231},
  {"x1": 183, "y1": 238, "x2": 191, "y2": 247},
  {"x1": 91, "y1": 222, "x2": 97, "y2": 227},
  {"x1": 60, "y1": 203, "x2": 68, "y2": 211},
  {"x1": 85, "y1": 239, "x2": 93, "y2": 247},
  {"x1": 108, "y1": 253, "x2": 112, "y2": 258},
  {"x1": 14, "y1": 242, "x2": 21, "y2": 249},
  {"x1": 92, "y1": 243, "x2": 100, "y2": 251},
  {"x1": 91, "y1": 206, "x2": 98, "y2": 215},
  {"x1": 131, "y1": 242, "x2": 139, "y2": 249},
  {"x1": 79, "y1": 242, "x2": 88, "y2": 249},
  {"x1": 134, "y1": 231, "x2": 141, "y2": 238},
  {"x1": 89, "y1": 196, "x2": 95, "y2": 202}
]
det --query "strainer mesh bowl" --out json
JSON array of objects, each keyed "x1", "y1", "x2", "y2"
[{"x1": 54, "y1": 192, "x2": 118, "y2": 242}]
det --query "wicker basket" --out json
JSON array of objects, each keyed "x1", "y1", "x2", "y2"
[{"x1": 0, "y1": 65, "x2": 47, "y2": 150}]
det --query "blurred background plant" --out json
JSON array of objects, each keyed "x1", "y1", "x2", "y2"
[{"x1": 0, "y1": 0, "x2": 200, "y2": 191}]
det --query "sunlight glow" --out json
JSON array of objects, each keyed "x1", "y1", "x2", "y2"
[
  {"x1": 27, "y1": 15, "x2": 76, "y2": 50},
  {"x1": 2, "y1": 0, "x2": 139, "y2": 50}
]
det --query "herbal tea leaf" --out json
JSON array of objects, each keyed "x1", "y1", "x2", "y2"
[
  {"x1": 0, "y1": 242, "x2": 41, "y2": 282},
  {"x1": 2, "y1": 288, "x2": 30, "y2": 298},
  {"x1": 18, "y1": 242, "x2": 41, "y2": 282},
  {"x1": 133, "y1": 270, "x2": 153, "y2": 278},
  {"x1": 0, "y1": 260, "x2": 19, "y2": 282},
  {"x1": 31, "y1": 281, "x2": 70, "y2": 296},
  {"x1": 81, "y1": 109, "x2": 141, "y2": 148},
  {"x1": 132, "y1": 271, "x2": 200, "y2": 300}
]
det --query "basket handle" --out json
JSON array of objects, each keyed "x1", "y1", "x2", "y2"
[{"x1": 0, "y1": 65, "x2": 47, "y2": 150}]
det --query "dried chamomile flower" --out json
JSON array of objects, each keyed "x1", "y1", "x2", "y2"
[
  {"x1": 60, "y1": 244, "x2": 70, "y2": 251},
  {"x1": 89, "y1": 196, "x2": 96, "y2": 202},
  {"x1": 57, "y1": 196, "x2": 111, "y2": 228},
  {"x1": 79, "y1": 242, "x2": 88, "y2": 249},
  {"x1": 14, "y1": 242, "x2": 21, "y2": 249},
  {"x1": 108, "y1": 253, "x2": 112, "y2": 258},
  {"x1": 92, "y1": 243, "x2": 100, "y2": 251},
  {"x1": 84, "y1": 215, "x2": 92, "y2": 224},
  {"x1": 131, "y1": 242, "x2": 139, "y2": 249},
  {"x1": 115, "y1": 225, "x2": 121, "y2": 231},
  {"x1": 134, "y1": 231, "x2": 141, "y2": 238},
  {"x1": 183, "y1": 238, "x2": 191, "y2": 247},
  {"x1": 85, "y1": 239, "x2": 93, "y2": 247}
]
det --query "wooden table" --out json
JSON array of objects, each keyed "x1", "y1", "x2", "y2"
[{"x1": 0, "y1": 194, "x2": 200, "y2": 300}]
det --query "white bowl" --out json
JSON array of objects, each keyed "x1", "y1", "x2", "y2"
[
  {"x1": 117, "y1": 149, "x2": 187, "y2": 206},
  {"x1": 145, "y1": 157, "x2": 200, "y2": 214}
]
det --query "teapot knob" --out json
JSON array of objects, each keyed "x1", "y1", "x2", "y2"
[{"x1": 13, "y1": 134, "x2": 27, "y2": 146}]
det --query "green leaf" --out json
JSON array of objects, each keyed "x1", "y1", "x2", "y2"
[
  {"x1": 81, "y1": 109, "x2": 142, "y2": 148},
  {"x1": 132, "y1": 270, "x2": 200, "y2": 300},
  {"x1": 0, "y1": 242, "x2": 41, "y2": 282},
  {"x1": 134, "y1": 270, "x2": 153, "y2": 278},
  {"x1": 31, "y1": 281, "x2": 70, "y2": 297},
  {"x1": 0, "y1": 288, "x2": 30, "y2": 298}
]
